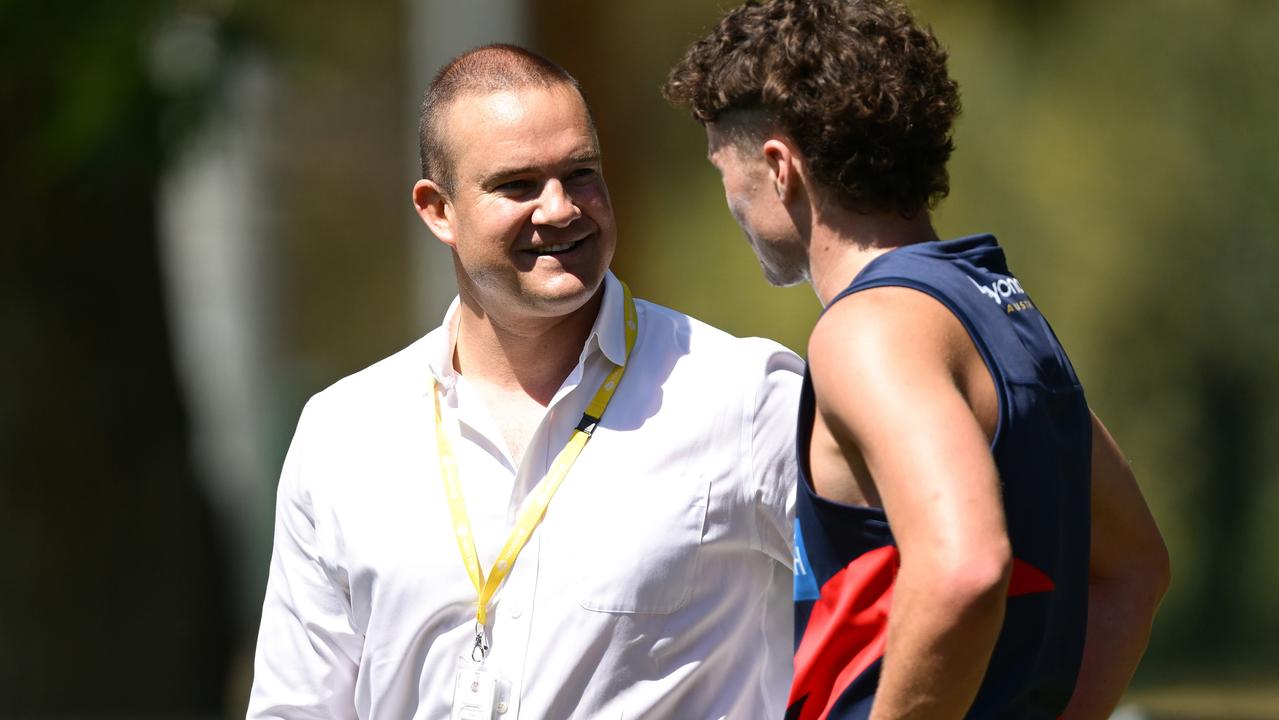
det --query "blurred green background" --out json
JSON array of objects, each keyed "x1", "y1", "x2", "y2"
[{"x1": 2, "y1": 0, "x2": 1276, "y2": 717}]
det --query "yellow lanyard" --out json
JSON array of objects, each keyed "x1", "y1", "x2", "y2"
[{"x1": 433, "y1": 282, "x2": 637, "y2": 657}]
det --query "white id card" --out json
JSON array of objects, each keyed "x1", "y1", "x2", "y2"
[{"x1": 451, "y1": 656, "x2": 499, "y2": 720}]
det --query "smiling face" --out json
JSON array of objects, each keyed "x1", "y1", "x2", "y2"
[
  {"x1": 424, "y1": 83, "x2": 616, "y2": 324},
  {"x1": 706, "y1": 122, "x2": 809, "y2": 288}
]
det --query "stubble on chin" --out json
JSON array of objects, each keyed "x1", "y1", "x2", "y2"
[{"x1": 756, "y1": 241, "x2": 809, "y2": 288}]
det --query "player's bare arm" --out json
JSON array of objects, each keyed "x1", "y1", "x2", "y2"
[
  {"x1": 1061, "y1": 414, "x2": 1170, "y2": 719},
  {"x1": 808, "y1": 286, "x2": 1011, "y2": 720}
]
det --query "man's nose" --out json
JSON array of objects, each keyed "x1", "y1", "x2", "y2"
[{"x1": 531, "y1": 179, "x2": 581, "y2": 227}]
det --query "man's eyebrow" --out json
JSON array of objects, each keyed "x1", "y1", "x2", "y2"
[
  {"x1": 566, "y1": 150, "x2": 601, "y2": 165},
  {"x1": 479, "y1": 152, "x2": 601, "y2": 187}
]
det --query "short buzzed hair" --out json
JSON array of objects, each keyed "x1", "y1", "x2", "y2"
[{"x1": 418, "y1": 44, "x2": 591, "y2": 194}]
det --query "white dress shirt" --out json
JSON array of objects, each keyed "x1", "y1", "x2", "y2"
[{"x1": 248, "y1": 272, "x2": 802, "y2": 719}]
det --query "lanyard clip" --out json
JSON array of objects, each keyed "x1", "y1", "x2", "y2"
[{"x1": 472, "y1": 621, "x2": 490, "y2": 662}]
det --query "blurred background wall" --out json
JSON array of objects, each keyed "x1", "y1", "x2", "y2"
[{"x1": 1, "y1": 0, "x2": 1275, "y2": 717}]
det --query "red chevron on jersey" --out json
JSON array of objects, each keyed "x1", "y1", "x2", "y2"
[
  {"x1": 1008, "y1": 558, "x2": 1055, "y2": 597},
  {"x1": 789, "y1": 545, "x2": 898, "y2": 720},
  {"x1": 788, "y1": 550, "x2": 1054, "y2": 719}
]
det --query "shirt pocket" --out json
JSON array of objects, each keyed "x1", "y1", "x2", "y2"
[{"x1": 566, "y1": 472, "x2": 711, "y2": 615}]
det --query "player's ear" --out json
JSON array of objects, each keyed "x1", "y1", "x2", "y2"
[
  {"x1": 763, "y1": 138, "x2": 799, "y2": 204},
  {"x1": 413, "y1": 179, "x2": 456, "y2": 248}
]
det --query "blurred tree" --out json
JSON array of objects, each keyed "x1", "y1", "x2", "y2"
[{"x1": 0, "y1": 1, "x2": 238, "y2": 712}]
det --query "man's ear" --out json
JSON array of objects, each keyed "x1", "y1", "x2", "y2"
[
  {"x1": 412, "y1": 179, "x2": 456, "y2": 248},
  {"x1": 762, "y1": 138, "x2": 799, "y2": 204}
]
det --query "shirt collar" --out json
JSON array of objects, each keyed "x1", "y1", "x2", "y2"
[
  {"x1": 425, "y1": 270, "x2": 627, "y2": 393},
  {"x1": 586, "y1": 271, "x2": 629, "y2": 367}
]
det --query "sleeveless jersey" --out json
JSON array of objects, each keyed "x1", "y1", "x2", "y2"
[{"x1": 788, "y1": 234, "x2": 1091, "y2": 719}]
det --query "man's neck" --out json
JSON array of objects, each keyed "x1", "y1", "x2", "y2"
[
  {"x1": 807, "y1": 204, "x2": 940, "y2": 306},
  {"x1": 452, "y1": 287, "x2": 604, "y2": 407}
]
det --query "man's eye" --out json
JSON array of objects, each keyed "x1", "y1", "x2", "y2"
[
  {"x1": 566, "y1": 168, "x2": 597, "y2": 184},
  {"x1": 496, "y1": 179, "x2": 536, "y2": 194}
]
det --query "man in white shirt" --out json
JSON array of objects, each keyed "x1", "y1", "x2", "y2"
[{"x1": 248, "y1": 44, "x2": 801, "y2": 719}]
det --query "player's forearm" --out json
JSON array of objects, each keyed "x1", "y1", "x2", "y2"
[
  {"x1": 871, "y1": 557, "x2": 1010, "y2": 720},
  {"x1": 1061, "y1": 566, "x2": 1169, "y2": 719}
]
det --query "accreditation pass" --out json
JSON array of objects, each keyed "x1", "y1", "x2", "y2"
[{"x1": 452, "y1": 656, "x2": 500, "y2": 720}]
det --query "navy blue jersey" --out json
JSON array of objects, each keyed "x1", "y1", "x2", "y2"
[{"x1": 788, "y1": 235, "x2": 1092, "y2": 720}]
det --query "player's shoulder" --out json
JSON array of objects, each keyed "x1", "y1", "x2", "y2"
[
  {"x1": 813, "y1": 285, "x2": 951, "y2": 343},
  {"x1": 809, "y1": 285, "x2": 963, "y2": 378}
]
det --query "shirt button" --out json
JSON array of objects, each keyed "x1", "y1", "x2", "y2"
[
  {"x1": 507, "y1": 602, "x2": 522, "y2": 619},
  {"x1": 496, "y1": 701, "x2": 509, "y2": 714}
]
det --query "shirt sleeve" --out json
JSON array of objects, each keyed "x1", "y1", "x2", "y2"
[
  {"x1": 749, "y1": 342, "x2": 804, "y2": 568},
  {"x1": 248, "y1": 400, "x2": 363, "y2": 719}
]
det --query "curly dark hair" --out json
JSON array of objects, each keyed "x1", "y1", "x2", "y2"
[{"x1": 664, "y1": 0, "x2": 960, "y2": 217}]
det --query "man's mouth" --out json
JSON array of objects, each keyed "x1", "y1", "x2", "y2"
[{"x1": 528, "y1": 238, "x2": 586, "y2": 256}]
